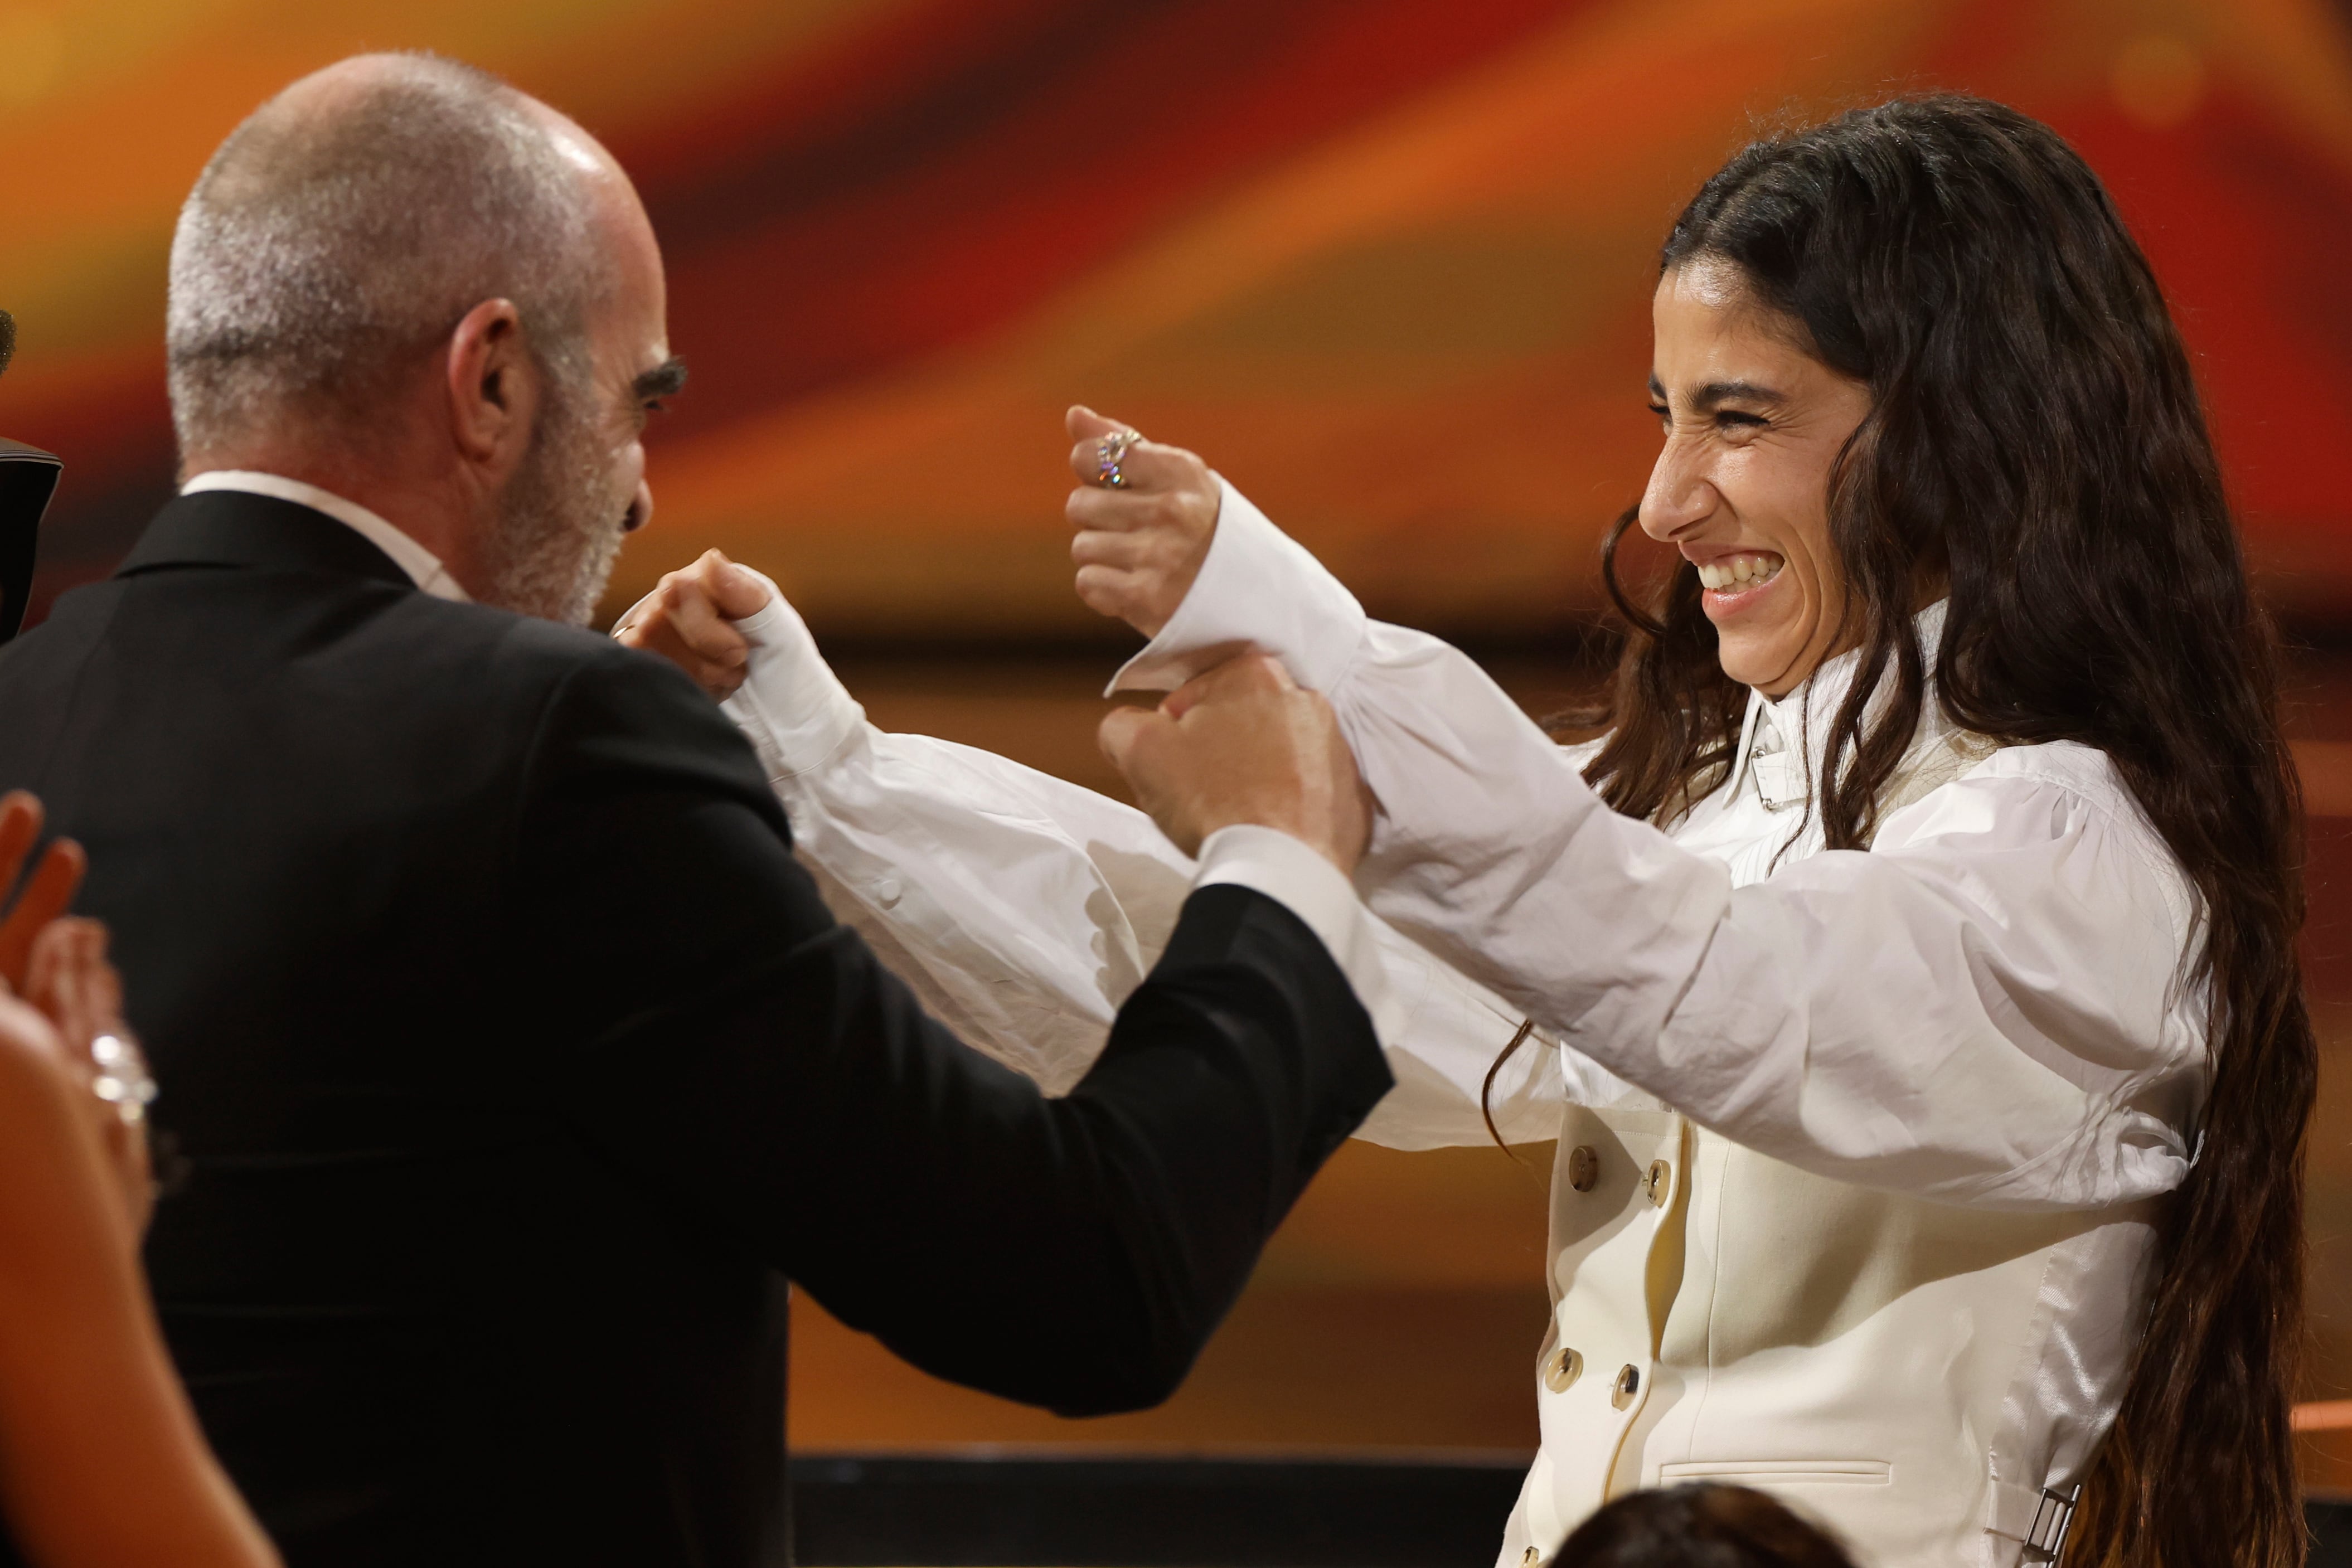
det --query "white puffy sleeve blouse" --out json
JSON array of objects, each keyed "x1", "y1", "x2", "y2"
[
  {"x1": 717, "y1": 574, "x2": 1613, "y2": 1148},
  {"x1": 1104, "y1": 483, "x2": 2207, "y2": 1213},
  {"x1": 720, "y1": 483, "x2": 2204, "y2": 1212}
]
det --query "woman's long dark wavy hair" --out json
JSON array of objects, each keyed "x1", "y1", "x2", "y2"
[{"x1": 1531, "y1": 96, "x2": 2313, "y2": 1566}]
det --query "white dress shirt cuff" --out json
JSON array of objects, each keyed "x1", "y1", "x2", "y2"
[
  {"x1": 721, "y1": 570, "x2": 866, "y2": 781},
  {"x1": 1107, "y1": 478, "x2": 1369, "y2": 697},
  {"x1": 1194, "y1": 824, "x2": 1398, "y2": 1044}
]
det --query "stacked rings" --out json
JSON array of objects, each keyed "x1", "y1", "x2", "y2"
[
  {"x1": 1095, "y1": 429, "x2": 1141, "y2": 489},
  {"x1": 90, "y1": 1032, "x2": 159, "y2": 1125}
]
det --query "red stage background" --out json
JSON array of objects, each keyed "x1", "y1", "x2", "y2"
[{"x1": 12, "y1": 0, "x2": 2352, "y2": 633}]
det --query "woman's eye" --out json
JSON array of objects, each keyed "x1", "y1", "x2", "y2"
[
  {"x1": 1715, "y1": 410, "x2": 1767, "y2": 430},
  {"x1": 1647, "y1": 402, "x2": 1671, "y2": 424}
]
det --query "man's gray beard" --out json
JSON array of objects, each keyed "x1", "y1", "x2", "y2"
[{"x1": 476, "y1": 380, "x2": 629, "y2": 625}]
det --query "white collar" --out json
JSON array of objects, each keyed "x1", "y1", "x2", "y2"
[
  {"x1": 177, "y1": 470, "x2": 471, "y2": 604},
  {"x1": 1723, "y1": 599, "x2": 1952, "y2": 804}
]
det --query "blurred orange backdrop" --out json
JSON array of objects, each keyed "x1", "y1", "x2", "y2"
[
  {"x1": 8, "y1": 0, "x2": 2352, "y2": 635},
  {"x1": 14, "y1": 0, "x2": 2352, "y2": 1478}
]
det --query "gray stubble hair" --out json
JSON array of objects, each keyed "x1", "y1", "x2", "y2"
[{"x1": 166, "y1": 53, "x2": 608, "y2": 458}]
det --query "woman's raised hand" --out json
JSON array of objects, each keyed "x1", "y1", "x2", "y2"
[{"x1": 1065, "y1": 406, "x2": 1220, "y2": 639}]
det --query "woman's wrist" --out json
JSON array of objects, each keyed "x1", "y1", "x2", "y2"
[
  {"x1": 1106, "y1": 479, "x2": 1370, "y2": 700},
  {"x1": 721, "y1": 572, "x2": 865, "y2": 782}
]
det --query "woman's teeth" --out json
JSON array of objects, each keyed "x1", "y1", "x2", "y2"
[{"x1": 1696, "y1": 553, "x2": 1784, "y2": 593}]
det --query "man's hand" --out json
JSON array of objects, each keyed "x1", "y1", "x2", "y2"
[
  {"x1": 611, "y1": 549, "x2": 773, "y2": 700},
  {"x1": 1098, "y1": 653, "x2": 1371, "y2": 874},
  {"x1": 1065, "y1": 406, "x2": 1220, "y2": 639}
]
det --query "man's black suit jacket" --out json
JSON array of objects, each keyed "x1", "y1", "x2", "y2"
[{"x1": 0, "y1": 491, "x2": 1390, "y2": 1567}]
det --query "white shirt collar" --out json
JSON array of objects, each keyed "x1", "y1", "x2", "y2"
[
  {"x1": 177, "y1": 470, "x2": 470, "y2": 604},
  {"x1": 1724, "y1": 598, "x2": 1952, "y2": 804}
]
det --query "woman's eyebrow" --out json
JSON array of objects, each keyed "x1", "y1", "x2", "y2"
[
  {"x1": 1647, "y1": 376, "x2": 1787, "y2": 407},
  {"x1": 1689, "y1": 378, "x2": 1783, "y2": 407}
]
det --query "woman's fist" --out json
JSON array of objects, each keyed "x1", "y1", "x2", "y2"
[{"x1": 1065, "y1": 405, "x2": 1219, "y2": 638}]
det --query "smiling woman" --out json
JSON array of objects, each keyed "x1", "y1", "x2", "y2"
[
  {"x1": 617, "y1": 90, "x2": 2314, "y2": 1568},
  {"x1": 1513, "y1": 96, "x2": 2313, "y2": 1568},
  {"x1": 1637, "y1": 259, "x2": 1874, "y2": 697}
]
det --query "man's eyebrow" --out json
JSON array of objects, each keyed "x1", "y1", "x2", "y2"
[{"x1": 633, "y1": 357, "x2": 688, "y2": 402}]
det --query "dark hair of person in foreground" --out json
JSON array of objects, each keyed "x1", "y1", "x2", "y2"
[
  {"x1": 1544, "y1": 94, "x2": 2308, "y2": 1568},
  {"x1": 1558, "y1": 1483, "x2": 1857, "y2": 1568}
]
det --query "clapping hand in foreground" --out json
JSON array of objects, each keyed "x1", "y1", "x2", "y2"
[{"x1": 0, "y1": 791, "x2": 152, "y2": 1239}]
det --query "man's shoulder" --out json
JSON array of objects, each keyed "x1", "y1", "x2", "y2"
[
  {"x1": 373, "y1": 601, "x2": 756, "y2": 778},
  {"x1": 448, "y1": 600, "x2": 663, "y2": 692},
  {"x1": 6, "y1": 570, "x2": 735, "y2": 764},
  {"x1": 491, "y1": 615, "x2": 774, "y2": 799}
]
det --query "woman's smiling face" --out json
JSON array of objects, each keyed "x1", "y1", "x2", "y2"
[{"x1": 1640, "y1": 256, "x2": 1875, "y2": 696}]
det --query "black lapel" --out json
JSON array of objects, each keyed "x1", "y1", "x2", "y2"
[{"x1": 118, "y1": 491, "x2": 416, "y2": 591}]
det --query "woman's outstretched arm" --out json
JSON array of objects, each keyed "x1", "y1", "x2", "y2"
[
  {"x1": 1093, "y1": 462, "x2": 2204, "y2": 1212},
  {"x1": 617, "y1": 559, "x2": 1608, "y2": 1145}
]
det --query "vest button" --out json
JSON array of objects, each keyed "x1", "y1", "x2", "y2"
[
  {"x1": 1612, "y1": 1363, "x2": 1641, "y2": 1409},
  {"x1": 1646, "y1": 1159, "x2": 1671, "y2": 1207},
  {"x1": 1541, "y1": 1346, "x2": 1583, "y2": 1393},
  {"x1": 1567, "y1": 1145, "x2": 1598, "y2": 1192}
]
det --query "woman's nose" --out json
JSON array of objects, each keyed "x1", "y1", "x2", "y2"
[{"x1": 1638, "y1": 438, "x2": 1714, "y2": 541}]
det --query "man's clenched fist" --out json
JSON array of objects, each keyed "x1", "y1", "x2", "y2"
[{"x1": 1098, "y1": 653, "x2": 1371, "y2": 875}]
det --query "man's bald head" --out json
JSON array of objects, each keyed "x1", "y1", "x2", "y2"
[{"x1": 166, "y1": 53, "x2": 613, "y2": 455}]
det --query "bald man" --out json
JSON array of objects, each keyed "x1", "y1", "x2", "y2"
[{"x1": 0, "y1": 55, "x2": 1390, "y2": 1568}]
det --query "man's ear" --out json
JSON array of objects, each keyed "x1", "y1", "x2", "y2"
[{"x1": 444, "y1": 298, "x2": 535, "y2": 470}]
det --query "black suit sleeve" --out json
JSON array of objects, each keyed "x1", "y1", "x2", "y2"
[{"x1": 512, "y1": 648, "x2": 1393, "y2": 1413}]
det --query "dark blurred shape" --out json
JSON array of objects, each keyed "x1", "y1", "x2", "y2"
[
  {"x1": 1558, "y1": 1484, "x2": 1859, "y2": 1568},
  {"x1": 791, "y1": 1453, "x2": 1531, "y2": 1566},
  {"x1": 0, "y1": 443, "x2": 55, "y2": 642},
  {"x1": 0, "y1": 311, "x2": 57, "y2": 642},
  {"x1": 777, "y1": 1457, "x2": 2352, "y2": 1566}
]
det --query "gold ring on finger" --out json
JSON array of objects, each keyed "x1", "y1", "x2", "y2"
[{"x1": 1095, "y1": 429, "x2": 1141, "y2": 489}]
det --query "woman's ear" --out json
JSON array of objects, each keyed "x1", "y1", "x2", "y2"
[{"x1": 443, "y1": 299, "x2": 537, "y2": 473}]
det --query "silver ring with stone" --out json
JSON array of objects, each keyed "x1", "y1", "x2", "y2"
[
  {"x1": 89, "y1": 1032, "x2": 158, "y2": 1125},
  {"x1": 1095, "y1": 429, "x2": 1141, "y2": 489}
]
